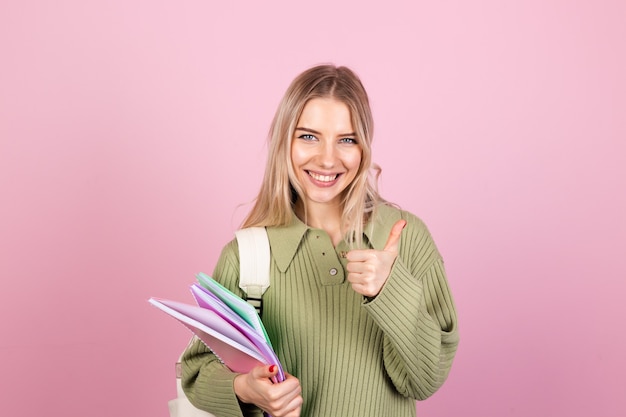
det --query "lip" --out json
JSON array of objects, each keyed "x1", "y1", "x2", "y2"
[{"x1": 306, "y1": 170, "x2": 342, "y2": 187}]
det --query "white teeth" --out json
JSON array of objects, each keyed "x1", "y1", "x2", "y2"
[{"x1": 308, "y1": 171, "x2": 337, "y2": 182}]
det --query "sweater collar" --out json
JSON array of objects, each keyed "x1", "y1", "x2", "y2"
[{"x1": 266, "y1": 204, "x2": 402, "y2": 272}]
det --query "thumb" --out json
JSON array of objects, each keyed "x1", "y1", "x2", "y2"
[
  {"x1": 383, "y1": 220, "x2": 407, "y2": 252},
  {"x1": 253, "y1": 364, "x2": 278, "y2": 380}
]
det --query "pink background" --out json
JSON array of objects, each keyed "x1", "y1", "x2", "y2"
[{"x1": 1, "y1": 1, "x2": 625, "y2": 416}]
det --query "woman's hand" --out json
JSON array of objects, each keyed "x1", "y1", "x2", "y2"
[
  {"x1": 234, "y1": 365, "x2": 302, "y2": 417},
  {"x1": 346, "y1": 220, "x2": 406, "y2": 298}
]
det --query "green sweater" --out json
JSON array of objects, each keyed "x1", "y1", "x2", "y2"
[{"x1": 182, "y1": 205, "x2": 459, "y2": 417}]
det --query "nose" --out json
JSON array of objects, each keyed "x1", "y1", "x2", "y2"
[{"x1": 317, "y1": 141, "x2": 337, "y2": 168}]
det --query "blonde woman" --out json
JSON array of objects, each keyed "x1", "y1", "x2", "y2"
[{"x1": 183, "y1": 65, "x2": 459, "y2": 417}]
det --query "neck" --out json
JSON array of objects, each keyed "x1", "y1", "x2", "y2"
[{"x1": 294, "y1": 199, "x2": 344, "y2": 245}]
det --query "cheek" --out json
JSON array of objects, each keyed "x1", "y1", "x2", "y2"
[
  {"x1": 345, "y1": 149, "x2": 362, "y2": 172},
  {"x1": 290, "y1": 143, "x2": 307, "y2": 168}
]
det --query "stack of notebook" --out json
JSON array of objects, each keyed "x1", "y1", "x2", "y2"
[{"x1": 149, "y1": 272, "x2": 284, "y2": 382}]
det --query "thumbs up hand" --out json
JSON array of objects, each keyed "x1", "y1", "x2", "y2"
[{"x1": 345, "y1": 219, "x2": 407, "y2": 298}]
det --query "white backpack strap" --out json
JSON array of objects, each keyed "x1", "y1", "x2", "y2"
[{"x1": 235, "y1": 227, "x2": 270, "y2": 315}]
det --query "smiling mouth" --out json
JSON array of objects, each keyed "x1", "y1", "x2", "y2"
[{"x1": 307, "y1": 171, "x2": 339, "y2": 183}]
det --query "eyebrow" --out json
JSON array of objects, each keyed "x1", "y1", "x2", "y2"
[{"x1": 295, "y1": 127, "x2": 357, "y2": 136}]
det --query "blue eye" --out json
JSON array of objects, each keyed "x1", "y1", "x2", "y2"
[
  {"x1": 340, "y1": 137, "x2": 358, "y2": 144},
  {"x1": 298, "y1": 134, "x2": 317, "y2": 141}
]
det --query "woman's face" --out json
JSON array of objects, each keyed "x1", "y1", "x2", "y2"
[{"x1": 291, "y1": 97, "x2": 362, "y2": 210}]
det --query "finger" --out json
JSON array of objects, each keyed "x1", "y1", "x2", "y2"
[
  {"x1": 345, "y1": 249, "x2": 372, "y2": 263},
  {"x1": 346, "y1": 272, "x2": 363, "y2": 287},
  {"x1": 283, "y1": 394, "x2": 304, "y2": 416},
  {"x1": 346, "y1": 261, "x2": 365, "y2": 274},
  {"x1": 383, "y1": 220, "x2": 406, "y2": 253},
  {"x1": 252, "y1": 364, "x2": 278, "y2": 380},
  {"x1": 266, "y1": 374, "x2": 302, "y2": 415},
  {"x1": 346, "y1": 249, "x2": 370, "y2": 262}
]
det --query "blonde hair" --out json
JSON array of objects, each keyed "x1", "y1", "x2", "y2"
[{"x1": 242, "y1": 64, "x2": 385, "y2": 246}]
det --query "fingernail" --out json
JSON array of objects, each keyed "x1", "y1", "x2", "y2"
[{"x1": 269, "y1": 365, "x2": 276, "y2": 373}]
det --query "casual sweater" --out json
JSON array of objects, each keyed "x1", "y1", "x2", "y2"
[{"x1": 182, "y1": 204, "x2": 459, "y2": 417}]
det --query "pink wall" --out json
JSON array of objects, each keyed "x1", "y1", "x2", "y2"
[{"x1": 1, "y1": 1, "x2": 624, "y2": 416}]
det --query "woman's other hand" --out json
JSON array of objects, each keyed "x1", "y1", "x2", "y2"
[{"x1": 234, "y1": 365, "x2": 302, "y2": 417}]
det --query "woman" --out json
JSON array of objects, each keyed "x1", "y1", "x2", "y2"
[{"x1": 182, "y1": 65, "x2": 459, "y2": 417}]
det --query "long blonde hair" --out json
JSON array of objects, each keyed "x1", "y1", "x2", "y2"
[{"x1": 241, "y1": 64, "x2": 384, "y2": 246}]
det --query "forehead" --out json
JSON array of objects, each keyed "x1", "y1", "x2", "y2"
[{"x1": 297, "y1": 98, "x2": 353, "y2": 131}]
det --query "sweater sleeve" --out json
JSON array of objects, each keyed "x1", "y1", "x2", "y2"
[
  {"x1": 363, "y1": 213, "x2": 459, "y2": 400},
  {"x1": 181, "y1": 239, "x2": 264, "y2": 417}
]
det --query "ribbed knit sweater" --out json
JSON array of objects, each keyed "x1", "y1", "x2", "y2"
[{"x1": 182, "y1": 204, "x2": 459, "y2": 417}]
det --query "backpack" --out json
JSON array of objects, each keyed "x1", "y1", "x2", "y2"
[{"x1": 168, "y1": 227, "x2": 271, "y2": 417}]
